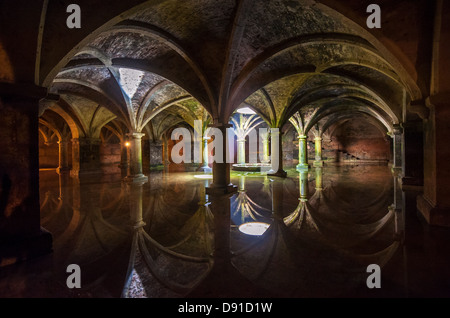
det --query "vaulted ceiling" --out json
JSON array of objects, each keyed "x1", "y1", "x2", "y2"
[{"x1": 39, "y1": 0, "x2": 421, "y2": 140}]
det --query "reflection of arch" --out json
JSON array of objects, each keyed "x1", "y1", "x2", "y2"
[{"x1": 228, "y1": 167, "x2": 399, "y2": 296}]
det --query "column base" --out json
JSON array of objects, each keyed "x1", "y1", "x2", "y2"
[
  {"x1": 0, "y1": 227, "x2": 53, "y2": 267},
  {"x1": 206, "y1": 184, "x2": 237, "y2": 195},
  {"x1": 267, "y1": 169, "x2": 287, "y2": 178},
  {"x1": 296, "y1": 164, "x2": 310, "y2": 171},
  {"x1": 417, "y1": 195, "x2": 450, "y2": 227},
  {"x1": 124, "y1": 174, "x2": 148, "y2": 184},
  {"x1": 313, "y1": 160, "x2": 324, "y2": 167},
  {"x1": 197, "y1": 165, "x2": 212, "y2": 173}
]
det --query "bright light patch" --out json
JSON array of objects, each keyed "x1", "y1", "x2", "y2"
[
  {"x1": 118, "y1": 68, "x2": 145, "y2": 99},
  {"x1": 236, "y1": 107, "x2": 256, "y2": 115},
  {"x1": 238, "y1": 222, "x2": 270, "y2": 236},
  {"x1": 194, "y1": 174, "x2": 213, "y2": 179}
]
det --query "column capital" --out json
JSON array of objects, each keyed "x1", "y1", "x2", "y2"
[
  {"x1": 126, "y1": 132, "x2": 145, "y2": 139},
  {"x1": 57, "y1": 139, "x2": 70, "y2": 145},
  {"x1": 392, "y1": 124, "x2": 403, "y2": 133}
]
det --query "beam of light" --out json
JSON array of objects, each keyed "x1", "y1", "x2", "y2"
[
  {"x1": 193, "y1": 174, "x2": 213, "y2": 179},
  {"x1": 118, "y1": 68, "x2": 145, "y2": 99},
  {"x1": 236, "y1": 106, "x2": 256, "y2": 115}
]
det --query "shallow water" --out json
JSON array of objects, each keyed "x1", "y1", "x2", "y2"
[{"x1": 1, "y1": 164, "x2": 449, "y2": 298}]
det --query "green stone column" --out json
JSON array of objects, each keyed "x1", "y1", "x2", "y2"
[
  {"x1": 313, "y1": 136, "x2": 324, "y2": 167},
  {"x1": 297, "y1": 135, "x2": 309, "y2": 171}
]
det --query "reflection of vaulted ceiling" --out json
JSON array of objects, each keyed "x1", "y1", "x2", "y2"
[{"x1": 45, "y1": 0, "x2": 419, "y2": 139}]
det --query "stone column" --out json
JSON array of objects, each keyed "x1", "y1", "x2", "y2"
[
  {"x1": 56, "y1": 139, "x2": 70, "y2": 174},
  {"x1": 416, "y1": 0, "x2": 450, "y2": 227},
  {"x1": 261, "y1": 132, "x2": 270, "y2": 164},
  {"x1": 125, "y1": 132, "x2": 148, "y2": 183},
  {"x1": 0, "y1": 83, "x2": 52, "y2": 265},
  {"x1": 118, "y1": 139, "x2": 128, "y2": 170},
  {"x1": 197, "y1": 137, "x2": 212, "y2": 172},
  {"x1": 268, "y1": 128, "x2": 287, "y2": 178},
  {"x1": 149, "y1": 141, "x2": 163, "y2": 167},
  {"x1": 237, "y1": 138, "x2": 246, "y2": 164},
  {"x1": 401, "y1": 120, "x2": 423, "y2": 187},
  {"x1": 206, "y1": 123, "x2": 236, "y2": 195},
  {"x1": 163, "y1": 135, "x2": 170, "y2": 165},
  {"x1": 391, "y1": 124, "x2": 403, "y2": 176},
  {"x1": 313, "y1": 136, "x2": 324, "y2": 167},
  {"x1": 70, "y1": 137, "x2": 102, "y2": 178},
  {"x1": 297, "y1": 134, "x2": 309, "y2": 171}
]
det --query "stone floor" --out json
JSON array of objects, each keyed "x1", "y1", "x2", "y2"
[{"x1": 1, "y1": 163, "x2": 450, "y2": 298}]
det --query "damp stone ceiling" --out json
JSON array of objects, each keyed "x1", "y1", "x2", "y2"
[{"x1": 46, "y1": 0, "x2": 420, "y2": 137}]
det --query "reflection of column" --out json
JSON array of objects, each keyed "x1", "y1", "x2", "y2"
[
  {"x1": 125, "y1": 132, "x2": 148, "y2": 183},
  {"x1": 126, "y1": 180, "x2": 146, "y2": 228},
  {"x1": 401, "y1": 121, "x2": 423, "y2": 186},
  {"x1": 57, "y1": 139, "x2": 70, "y2": 174},
  {"x1": 313, "y1": 136, "x2": 324, "y2": 167},
  {"x1": 315, "y1": 167, "x2": 323, "y2": 191},
  {"x1": 238, "y1": 175, "x2": 246, "y2": 192},
  {"x1": 189, "y1": 191, "x2": 234, "y2": 297},
  {"x1": 391, "y1": 124, "x2": 403, "y2": 176},
  {"x1": 198, "y1": 137, "x2": 212, "y2": 172},
  {"x1": 297, "y1": 135, "x2": 309, "y2": 171},
  {"x1": 272, "y1": 179, "x2": 284, "y2": 216},
  {"x1": 299, "y1": 170, "x2": 309, "y2": 202},
  {"x1": 268, "y1": 128, "x2": 287, "y2": 178},
  {"x1": 58, "y1": 172, "x2": 71, "y2": 201},
  {"x1": 390, "y1": 175, "x2": 404, "y2": 242},
  {"x1": 237, "y1": 138, "x2": 246, "y2": 164},
  {"x1": 206, "y1": 123, "x2": 236, "y2": 195}
]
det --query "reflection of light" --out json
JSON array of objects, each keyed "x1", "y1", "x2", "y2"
[
  {"x1": 194, "y1": 174, "x2": 213, "y2": 179},
  {"x1": 238, "y1": 222, "x2": 270, "y2": 236},
  {"x1": 236, "y1": 107, "x2": 256, "y2": 115},
  {"x1": 125, "y1": 141, "x2": 130, "y2": 147}
]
